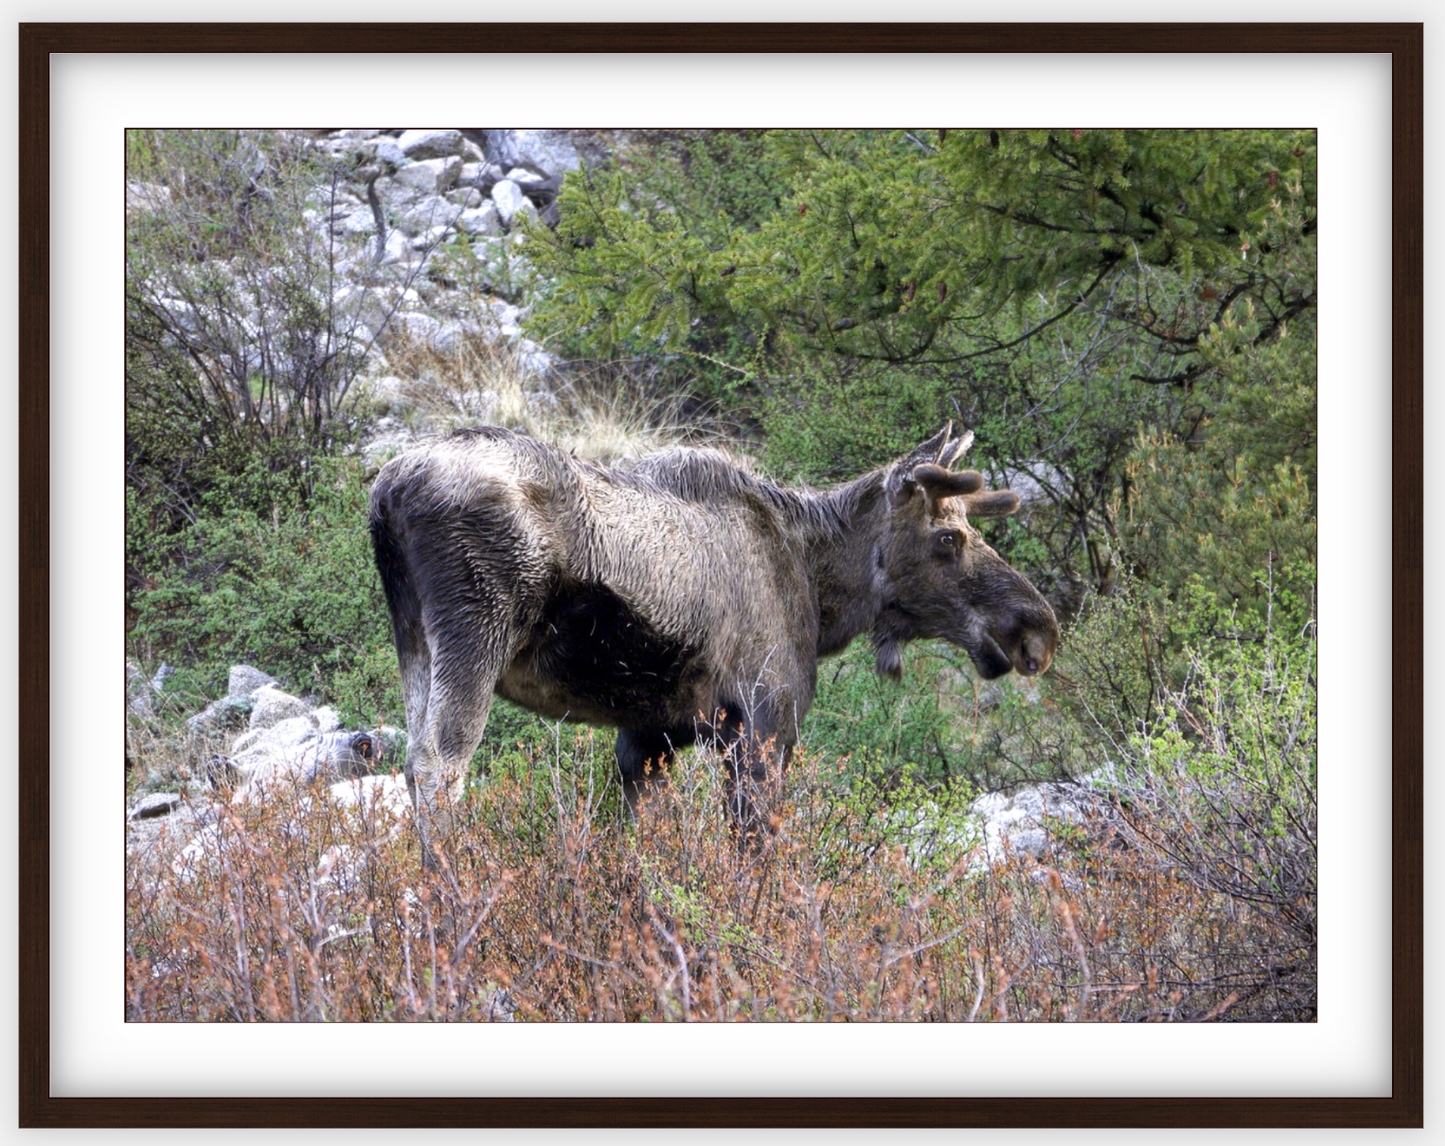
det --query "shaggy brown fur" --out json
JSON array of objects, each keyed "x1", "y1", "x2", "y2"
[{"x1": 370, "y1": 424, "x2": 1058, "y2": 868}]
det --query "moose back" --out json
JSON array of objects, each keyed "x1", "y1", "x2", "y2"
[{"x1": 369, "y1": 424, "x2": 1058, "y2": 867}]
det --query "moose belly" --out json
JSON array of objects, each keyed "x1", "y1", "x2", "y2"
[{"x1": 498, "y1": 581, "x2": 707, "y2": 728}]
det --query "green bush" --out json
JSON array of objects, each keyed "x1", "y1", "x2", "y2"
[
  {"x1": 804, "y1": 639, "x2": 963, "y2": 786},
  {"x1": 527, "y1": 128, "x2": 1316, "y2": 604},
  {"x1": 130, "y1": 455, "x2": 394, "y2": 722},
  {"x1": 1112, "y1": 576, "x2": 1317, "y2": 1014},
  {"x1": 125, "y1": 128, "x2": 439, "y2": 618}
]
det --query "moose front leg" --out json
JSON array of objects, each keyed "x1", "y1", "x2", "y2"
[
  {"x1": 615, "y1": 727, "x2": 678, "y2": 817},
  {"x1": 715, "y1": 709, "x2": 792, "y2": 850}
]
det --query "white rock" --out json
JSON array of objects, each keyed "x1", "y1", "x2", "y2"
[
  {"x1": 391, "y1": 156, "x2": 461, "y2": 196},
  {"x1": 374, "y1": 137, "x2": 406, "y2": 166},
  {"x1": 457, "y1": 203, "x2": 502, "y2": 236},
  {"x1": 515, "y1": 339, "x2": 556, "y2": 376},
  {"x1": 397, "y1": 194, "x2": 461, "y2": 236},
  {"x1": 126, "y1": 181, "x2": 172, "y2": 215},
  {"x1": 391, "y1": 312, "x2": 443, "y2": 347},
  {"x1": 397, "y1": 129, "x2": 465, "y2": 160},
  {"x1": 458, "y1": 161, "x2": 495, "y2": 189},
  {"x1": 336, "y1": 207, "x2": 378, "y2": 236},
  {"x1": 328, "y1": 773, "x2": 411, "y2": 820},
  {"x1": 311, "y1": 705, "x2": 342, "y2": 734},
  {"x1": 227, "y1": 665, "x2": 277, "y2": 699},
  {"x1": 509, "y1": 129, "x2": 586, "y2": 173},
  {"x1": 249, "y1": 686, "x2": 311, "y2": 731},
  {"x1": 491, "y1": 180, "x2": 538, "y2": 229},
  {"x1": 379, "y1": 230, "x2": 413, "y2": 266}
]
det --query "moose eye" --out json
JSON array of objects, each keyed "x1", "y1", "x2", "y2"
[{"x1": 932, "y1": 530, "x2": 964, "y2": 558}]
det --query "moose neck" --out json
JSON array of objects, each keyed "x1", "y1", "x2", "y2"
[{"x1": 793, "y1": 469, "x2": 892, "y2": 659}]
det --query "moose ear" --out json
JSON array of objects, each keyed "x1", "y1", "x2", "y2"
[
  {"x1": 909, "y1": 423, "x2": 953, "y2": 466},
  {"x1": 963, "y1": 489, "x2": 1021, "y2": 518},
  {"x1": 937, "y1": 430, "x2": 975, "y2": 469}
]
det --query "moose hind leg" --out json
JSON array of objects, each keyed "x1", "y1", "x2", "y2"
[
  {"x1": 408, "y1": 631, "x2": 513, "y2": 871},
  {"x1": 615, "y1": 727, "x2": 676, "y2": 818}
]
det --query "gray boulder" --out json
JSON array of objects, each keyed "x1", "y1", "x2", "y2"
[
  {"x1": 970, "y1": 766, "x2": 1120, "y2": 865},
  {"x1": 391, "y1": 156, "x2": 462, "y2": 197},
  {"x1": 397, "y1": 195, "x2": 461, "y2": 237},
  {"x1": 227, "y1": 665, "x2": 277, "y2": 699},
  {"x1": 447, "y1": 186, "x2": 484, "y2": 210},
  {"x1": 249, "y1": 685, "x2": 312, "y2": 731},
  {"x1": 374, "y1": 137, "x2": 406, "y2": 166},
  {"x1": 378, "y1": 229, "x2": 414, "y2": 266},
  {"x1": 127, "y1": 662, "x2": 155, "y2": 716},
  {"x1": 187, "y1": 696, "x2": 253, "y2": 734},
  {"x1": 232, "y1": 713, "x2": 317, "y2": 757},
  {"x1": 335, "y1": 206, "x2": 379, "y2": 236},
  {"x1": 229, "y1": 729, "x2": 387, "y2": 803},
  {"x1": 480, "y1": 129, "x2": 594, "y2": 176},
  {"x1": 457, "y1": 202, "x2": 502, "y2": 236}
]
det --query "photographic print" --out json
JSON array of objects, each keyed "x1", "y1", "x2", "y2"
[
  {"x1": 23, "y1": 26, "x2": 1419, "y2": 1128},
  {"x1": 123, "y1": 123, "x2": 1320, "y2": 1026}
]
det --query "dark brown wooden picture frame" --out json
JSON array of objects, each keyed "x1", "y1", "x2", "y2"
[{"x1": 19, "y1": 23, "x2": 1421, "y2": 1128}]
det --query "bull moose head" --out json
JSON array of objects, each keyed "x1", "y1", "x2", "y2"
[{"x1": 872, "y1": 425, "x2": 1058, "y2": 682}]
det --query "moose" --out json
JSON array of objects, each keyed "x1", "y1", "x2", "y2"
[{"x1": 369, "y1": 424, "x2": 1058, "y2": 868}]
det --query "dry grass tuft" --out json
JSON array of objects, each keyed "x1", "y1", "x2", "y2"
[{"x1": 370, "y1": 331, "x2": 726, "y2": 464}]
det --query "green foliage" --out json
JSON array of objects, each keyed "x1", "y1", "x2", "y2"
[
  {"x1": 528, "y1": 128, "x2": 1316, "y2": 603},
  {"x1": 427, "y1": 231, "x2": 530, "y2": 305},
  {"x1": 474, "y1": 722, "x2": 625, "y2": 857},
  {"x1": 805, "y1": 640, "x2": 961, "y2": 786},
  {"x1": 790, "y1": 754, "x2": 983, "y2": 884},
  {"x1": 534, "y1": 128, "x2": 1313, "y2": 364},
  {"x1": 801, "y1": 637, "x2": 1088, "y2": 797},
  {"x1": 1123, "y1": 579, "x2": 1317, "y2": 972},
  {"x1": 129, "y1": 455, "x2": 395, "y2": 722},
  {"x1": 1117, "y1": 281, "x2": 1316, "y2": 641},
  {"x1": 758, "y1": 360, "x2": 957, "y2": 482},
  {"x1": 614, "y1": 129, "x2": 789, "y2": 246}
]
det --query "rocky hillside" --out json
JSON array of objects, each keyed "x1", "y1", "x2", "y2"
[{"x1": 127, "y1": 128, "x2": 633, "y2": 466}]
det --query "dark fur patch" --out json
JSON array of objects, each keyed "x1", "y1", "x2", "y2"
[
  {"x1": 615, "y1": 726, "x2": 687, "y2": 781},
  {"x1": 531, "y1": 581, "x2": 701, "y2": 725}
]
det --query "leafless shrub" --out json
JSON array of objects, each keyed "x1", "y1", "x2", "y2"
[{"x1": 127, "y1": 728, "x2": 1306, "y2": 1022}]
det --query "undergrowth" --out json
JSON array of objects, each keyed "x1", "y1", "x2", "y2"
[{"x1": 128, "y1": 735, "x2": 1304, "y2": 1023}]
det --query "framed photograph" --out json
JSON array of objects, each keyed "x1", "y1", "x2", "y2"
[{"x1": 20, "y1": 22, "x2": 1420, "y2": 1128}]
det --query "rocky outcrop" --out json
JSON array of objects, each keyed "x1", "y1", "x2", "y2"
[
  {"x1": 968, "y1": 767, "x2": 1120, "y2": 864},
  {"x1": 204, "y1": 680, "x2": 398, "y2": 803},
  {"x1": 127, "y1": 665, "x2": 413, "y2": 884},
  {"x1": 128, "y1": 129, "x2": 602, "y2": 474},
  {"x1": 130, "y1": 665, "x2": 403, "y2": 820}
]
